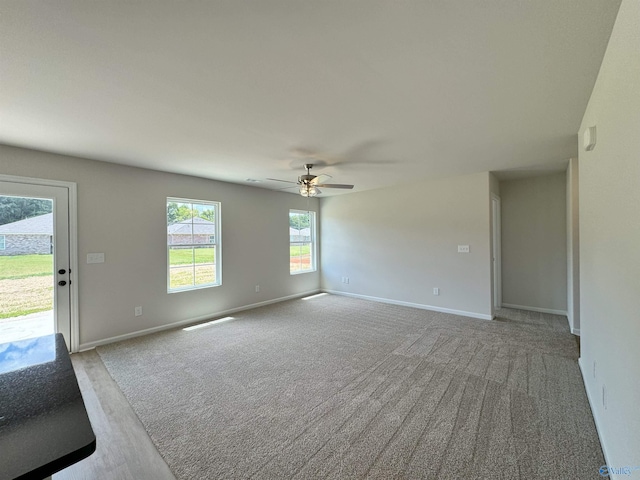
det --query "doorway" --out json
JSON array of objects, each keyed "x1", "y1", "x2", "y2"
[
  {"x1": 0, "y1": 177, "x2": 77, "y2": 350},
  {"x1": 491, "y1": 194, "x2": 502, "y2": 310}
]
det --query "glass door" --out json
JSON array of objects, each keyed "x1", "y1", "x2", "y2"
[{"x1": 0, "y1": 181, "x2": 71, "y2": 346}]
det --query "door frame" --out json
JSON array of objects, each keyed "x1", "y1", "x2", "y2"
[
  {"x1": 0, "y1": 174, "x2": 79, "y2": 352},
  {"x1": 491, "y1": 194, "x2": 502, "y2": 311}
]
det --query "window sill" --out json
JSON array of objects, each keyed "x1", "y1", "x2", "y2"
[
  {"x1": 290, "y1": 269, "x2": 317, "y2": 276},
  {"x1": 168, "y1": 282, "x2": 221, "y2": 294}
]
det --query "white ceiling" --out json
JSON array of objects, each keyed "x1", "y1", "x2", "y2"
[{"x1": 0, "y1": 0, "x2": 621, "y2": 195}]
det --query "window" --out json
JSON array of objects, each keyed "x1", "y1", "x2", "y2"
[
  {"x1": 290, "y1": 209, "x2": 316, "y2": 274},
  {"x1": 0, "y1": 235, "x2": 5, "y2": 250},
  {"x1": 167, "y1": 198, "x2": 221, "y2": 292}
]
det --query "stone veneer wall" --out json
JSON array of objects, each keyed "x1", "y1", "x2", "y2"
[
  {"x1": 167, "y1": 234, "x2": 214, "y2": 245},
  {"x1": 0, "y1": 234, "x2": 52, "y2": 256}
]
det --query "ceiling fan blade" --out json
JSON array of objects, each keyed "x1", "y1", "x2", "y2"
[
  {"x1": 278, "y1": 185, "x2": 299, "y2": 190},
  {"x1": 267, "y1": 178, "x2": 299, "y2": 184},
  {"x1": 315, "y1": 183, "x2": 354, "y2": 189},
  {"x1": 310, "y1": 174, "x2": 331, "y2": 185}
]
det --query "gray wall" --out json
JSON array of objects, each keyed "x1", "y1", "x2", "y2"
[
  {"x1": 578, "y1": 0, "x2": 640, "y2": 466},
  {"x1": 320, "y1": 172, "x2": 493, "y2": 319},
  {"x1": 0, "y1": 145, "x2": 319, "y2": 348},
  {"x1": 500, "y1": 173, "x2": 568, "y2": 313}
]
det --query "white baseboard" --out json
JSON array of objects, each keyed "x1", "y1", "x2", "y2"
[
  {"x1": 501, "y1": 303, "x2": 568, "y2": 316},
  {"x1": 78, "y1": 289, "x2": 321, "y2": 351},
  {"x1": 578, "y1": 358, "x2": 613, "y2": 478},
  {"x1": 322, "y1": 289, "x2": 492, "y2": 321},
  {"x1": 571, "y1": 327, "x2": 581, "y2": 336}
]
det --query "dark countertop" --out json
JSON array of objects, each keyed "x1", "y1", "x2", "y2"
[{"x1": 0, "y1": 334, "x2": 96, "y2": 480}]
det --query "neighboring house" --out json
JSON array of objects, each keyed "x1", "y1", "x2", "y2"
[
  {"x1": 289, "y1": 227, "x2": 311, "y2": 243},
  {"x1": 0, "y1": 212, "x2": 53, "y2": 256},
  {"x1": 167, "y1": 217, "x2": 216, "y2": 245}
]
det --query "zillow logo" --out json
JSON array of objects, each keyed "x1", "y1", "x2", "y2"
[{"x1": 599, "y1": 464, "x2": 640, "y2": 477}]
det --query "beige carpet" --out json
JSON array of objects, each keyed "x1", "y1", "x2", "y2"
[{"x1": 97, "y1": 294, "x2": 603, "y2": 479}]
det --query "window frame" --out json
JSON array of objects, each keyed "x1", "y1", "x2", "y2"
[
  {"x1": 0, "y1": 235, "x2": 5, "y2": 250},
  {"x1": 289, "y1": 209, "x2": 317, "y2": 275},
  {"x1": 167, "y1": 197, "x2": 222, "y2": 293}
]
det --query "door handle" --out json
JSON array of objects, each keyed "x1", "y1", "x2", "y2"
[{"x1": 58, "y1": 280, "x2": 67, "y2": 286}]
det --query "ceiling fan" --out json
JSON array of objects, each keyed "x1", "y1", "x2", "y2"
[{"x1": 268, "y1": 164, "x2": 354, "y2": 197}]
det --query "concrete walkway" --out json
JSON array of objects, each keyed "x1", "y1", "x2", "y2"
[{"x1": 0, "y1": 310, "x2": 54, "y2": 344}]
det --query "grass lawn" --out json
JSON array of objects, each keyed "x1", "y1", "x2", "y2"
[
  {"x1": 169, "y1": 246, "x2": 310, "y2": 266},
  {"x1": 169, "y1": 247, "x2": 215, "y2": 265},
  {"x1": 0, "y1": 254, "x2": 53, "y2": 280},
  {"x1": 290, "y1": 244, "x2": 311, "y2": 256},
  {"x1": 169, "y1": 265, "x2": 216, "y2": 290},
  {"x1": 0, "y1": 254, "x2": 53, "y2": 319},
  {"x1": 290, "y1": 244, "x2": 312, "y2": 272},
  {"x1": 0, "y1": 276, "x2": 53, "y2": 319},
  {"x1": 168, "y1": 248, "x2": 217, "y2": 289}
]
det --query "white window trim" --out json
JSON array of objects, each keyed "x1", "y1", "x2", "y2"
[
  {"x1": 289, "y1": 209, "x2": 317, "y2": 275},
  {"x1": 167, "y1": 197, "x2": 222, "y2": 293}
]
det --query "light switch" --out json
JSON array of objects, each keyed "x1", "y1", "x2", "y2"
[{"x1": 87, "y1": 253, "x2": 105, "y2": 264}]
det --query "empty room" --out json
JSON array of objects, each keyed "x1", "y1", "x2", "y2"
[{"x1": 1, "y1": 1, "x2": 638, "y2": 479}]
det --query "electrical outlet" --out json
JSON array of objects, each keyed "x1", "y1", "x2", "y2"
[
  {"x1": 433, "y1": 288, "x2": 440, "y2": 296},
  {"x1": 602, "y1": 385, "x2": 607, "y2": 409},
  {"x1": 134, "y1": 306, "x2": 143, "y2": 317},
  {"x1": 457, "y1": 245, "x2": 470, "y2": 253},
  {"x1": 255, "y1": 285, "x2": 260, "y2": 293},
  {"x1": 593, "y1": 361, "x2": 596, "y2": 379},
  {"x1": 344, "y1": 277, "x2": 349, "y2": 284}
]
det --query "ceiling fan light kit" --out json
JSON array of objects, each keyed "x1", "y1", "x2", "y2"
[
  {"x1": 299, "y1": 185, "x2": 318, "y2": 197},
  {"x1": 270, "y1": 164, "x2": 355, "y2": 197}
]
